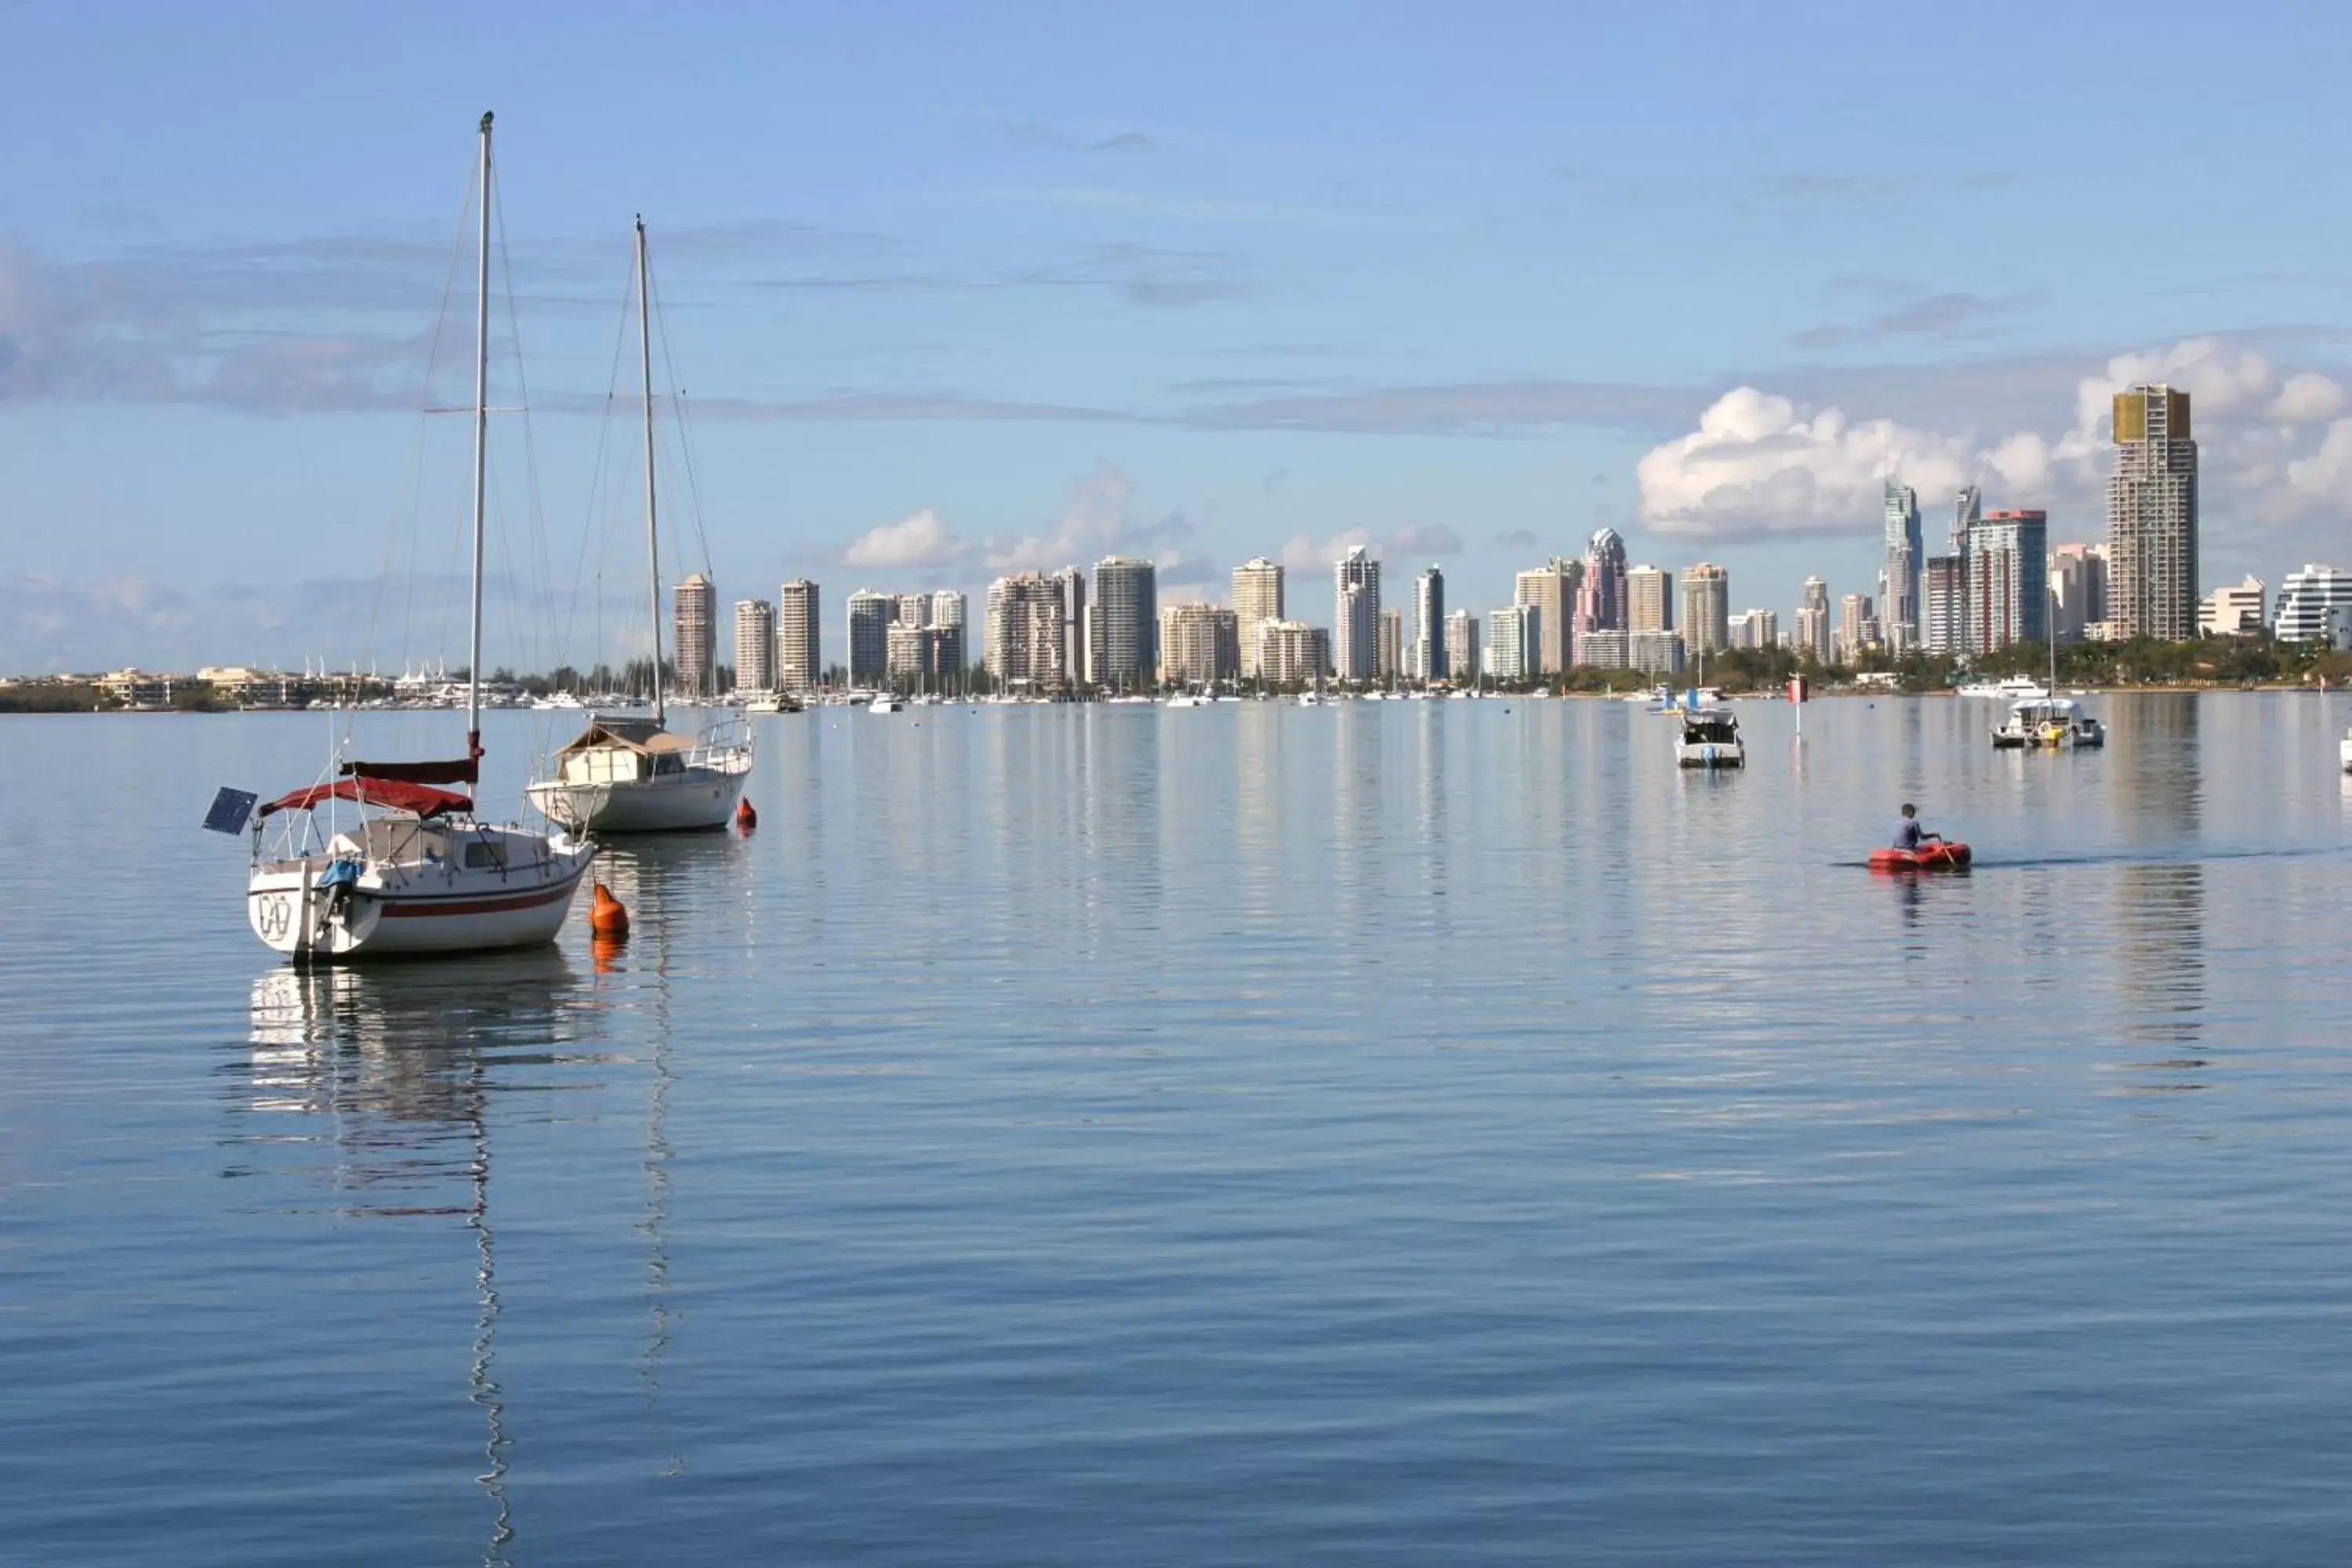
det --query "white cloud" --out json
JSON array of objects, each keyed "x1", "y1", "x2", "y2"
[
  {"x1": 1636, "y1": 338, "x2": 2352, "y2": 543},
  {"x1": 1635, "y1": 387, "x2": 1972, "y2": 541},
  {"x1": 840, "y1": 509, "x2": 971, "y2": 570}
]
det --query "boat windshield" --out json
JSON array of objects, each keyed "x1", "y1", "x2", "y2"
[{"x1": 1682, "y1": 715, "x2": 1738, "y2": 744}]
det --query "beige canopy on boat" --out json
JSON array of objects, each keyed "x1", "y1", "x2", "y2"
[{"x1": 553, "y1": 718, "x2": 696, "y2": 757}]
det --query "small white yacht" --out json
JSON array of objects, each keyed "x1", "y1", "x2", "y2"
[
  {"x1": 2339, "y1": 725, "x2": 2352, "y2": 774},
  {"x1": 1674, "y1": 707, "x2": 1744, "y2": 768},
  {"x1": 867, "y1": 695, "x2": 904, "y2": 713}
]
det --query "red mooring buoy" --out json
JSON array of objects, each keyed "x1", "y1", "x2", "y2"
[
  {"x1": 736, "y1": 798, "x2": 758, "y2": 831},
  {"x1": 590, "y1": 882, "x2": 630, "y2": 936}
]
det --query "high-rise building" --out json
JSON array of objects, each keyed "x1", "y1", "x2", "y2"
[
  {"x1": 1628, "y1": 564, "x2": 1674, "y2": 633},
  {"x1": 1051, "y1": 566, "x2": 1088, "y2": 686},
  {"x1": 1443, "y1": 608, "x2": 1478, "y2": 681},
  {"x1": 1966, "y1": 509, "x2": 2048, "y2": 651},
  {"x1": 1257, "y1": 619, "x2": 1323, "y2": 684},
  {"x1": 1628, "y1": 630, "x2": 1685, "y2": 677},
  {"x1": 1484, "y1": 604, "x2": 1537, "y2": 681},
  {"x1": 2049, "y1": 543, "x2": 2108, "y2": 644},
  {"x1": 1159, "y1": 603, "x2": 1240, "y2": 684},
  {"x1": 930, "y1": 591, "x2": 967, "y2": 681},
  {"x1": 884, "y1": 622, "x2": 926, "y2": 684},
  {"x1": 2198, "y1": 578, "x2": 2267, "y2": 637},
  {"x1": 846, "y1": 589, "x2": 893, "y2": 687},
  {"x1": 1795, "y1": 608, "x2": 1830, "y2": 664},
  {"x1": 1377, "y1": 608, "x2": 1403, "y2": 681},
  {"x1": 1680, "y1": 562, "x2": 1729, "y2": 656},
  {"x1": 1951, "y1": 485, "x2": 1982, "y2": 556},
  {"x1": 1093, "y1": 556, "x2": 1157, "y2": 687},
  {"x1": 2273, "y1": 564, "x2": 2352, "y2": 643},
  {"x1": 776, "y1": 579, "x2": 820, "y2": 693},
  {"x1": 673, "y1": 572, "x2": 715, "y2": 695},
  {"x1": 733, "y1": 599, "x2": 775, "y2": 694},
  {"x1": 1730, "y1": 608, "x2": 1779, "y2": 650},
  {"x1": 1514, "y1": 557, "x2": 1582, "y2": 673},
  {"x1": 1879, "y1": 481, "x2": 1923, "y2": 650},
  {"x1": 892, "y1": 592, "x2": 931, "y2": 630},
  {"x1": 1577, "y1": 527, "x2": 1628, "y2": 638},
  {"x1": 1797, "y1": 577, "x2": 1831, "y2": 664},
  {"x1": 1410, "y1": 566, "x2": 1447, "y2": 681},
  {"x1": 2108, "y1": 384, "x2": 2199, "y2": 641},
  {"x1": 985, "y1": 573, "x2": 1065, "y2": 687},
  {"x1": 1232, "y1": 557, "x2": 1284, "y2": 680},
  {"x1": 1333, "y1": 546, "x2": 1381, "y2": 682},
  {"x1": 1922, "y1": 555, "x2": 1967, "y2": 655},
  {"x1": 1578, "y1": 629, "x2": 1629, "y2": 670},
  {"x1": 1837, "y1": 593, "x2": 1877, "y2": 663}
]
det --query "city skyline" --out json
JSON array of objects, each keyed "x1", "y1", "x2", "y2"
[{"x1": 11, "y1": 9, "x2": 2352, "y2": 673}]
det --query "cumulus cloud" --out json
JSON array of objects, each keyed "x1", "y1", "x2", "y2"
[
  {"x1": 1636, "y1": 336, "x2": 2352, "y2": 542},
  {"x1": 840, "y1": 509, "x2": 971, "y2": 570},
  {"x1": 979, "y1": 463, "x2": 1191, "y2": 572}
]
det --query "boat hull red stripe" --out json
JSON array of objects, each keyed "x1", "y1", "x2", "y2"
[{"x1": 377, "y1": 881, "x2": 582, "y2": 919}]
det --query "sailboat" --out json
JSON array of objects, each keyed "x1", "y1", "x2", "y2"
[
  {"x1": 525, "y1": 219, "x2": 753, "y2": 833},
  {"x1": 233, "y1": 114, "x2": 597, "y2": 960}
]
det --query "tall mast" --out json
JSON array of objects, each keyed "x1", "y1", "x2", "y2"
[
  {"x1": 638, "y1": 216, "x2": 666, "y2": 728},
  {"x1": 465, "y1": 111, "x2": 492, "y2": 768}
]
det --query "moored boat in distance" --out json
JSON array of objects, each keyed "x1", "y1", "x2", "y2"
[
  {"x1": 1674, "y1": 707, "x2": 1744, "y2": 768},
  {"x1": 1957, "y1": 674, "x2": 2049, "y2": 700},
  {"x1": 524, "y1": 216, "x2": 752, "y2": 833},
  {"x1": 1991, "y1": 696, "x2": 2105, "y2": 750}
]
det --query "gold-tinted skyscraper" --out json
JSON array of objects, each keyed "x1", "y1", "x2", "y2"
[{"x1": 2108, "y1": 384, "x2": 2198, "y2": 641}]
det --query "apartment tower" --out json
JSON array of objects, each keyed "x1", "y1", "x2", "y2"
[
  {"x1": 2108, "y1": 384, "x2": 2198, "y2": 640},
  {"x1": 1232, "y1": 557, "x2": 1285, "y2": 680},
  {"x1": 673, "y1": 572, "x2": 715, "y2": 696},
  {"x1": 1334, "y1": 546, "x2": 1381, "y2": 683},
  {"x1": 732, "y1": 598, "x2": 775, "y2": 695},
  {"x1": 775, "y1": 579, "x2": 821, "y2": 693}
]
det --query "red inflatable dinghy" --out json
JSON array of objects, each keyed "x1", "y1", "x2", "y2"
[{"x1": 1869, "y1": 842, "x2": 1972, "y2": 872}]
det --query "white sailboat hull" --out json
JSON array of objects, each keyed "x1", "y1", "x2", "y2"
[
  {"x1": 249, "y1": 837, "x2": 594, "y2": 960},
  {"x1": 527, "y1": 761, "x2": 747, "y2": 833}
]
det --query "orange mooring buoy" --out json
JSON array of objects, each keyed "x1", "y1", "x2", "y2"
[
  {"x1": 736, "y1": 798, "x2": 758, "y2": 831},
  {"x1": 590, "y1": 882, "x2": 630, "y2": 937}
]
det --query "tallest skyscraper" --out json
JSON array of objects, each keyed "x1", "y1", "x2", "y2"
[
  {"x1": 1878, "y1": 481, "x2": 1922, "y2": 652},
  {"x1": 2107, "y1": 384, "x2": 2198, "y2": 641}
]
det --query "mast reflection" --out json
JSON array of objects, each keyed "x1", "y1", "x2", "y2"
[{"x1": 238, "y1": 952, "x2": 585, "y2": 1566}]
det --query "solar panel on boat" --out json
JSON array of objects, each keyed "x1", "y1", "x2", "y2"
[{"x1": 202, "y1": 787, "x2": 258, "y2": 835}]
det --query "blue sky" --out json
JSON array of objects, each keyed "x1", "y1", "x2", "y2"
[{"x1": 5, "y1": 2, "x2": 2350, "y2": 672}]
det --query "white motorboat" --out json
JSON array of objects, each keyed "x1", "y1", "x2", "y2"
[
  {"x1": 230, "y1": 114, "x2": 595, "y2": 960},
  {"x1": 2338, "y1": 726, "x2": 2351, "y2": 773},
  {"x1": 525, "y1": 217, "x2": 752, "y2": 833},
  {"x1": 1674, "y1": 707, "x2": 1745, "y2": 768},
  {"x1": 1958, "y1": 674, "x2": 2049, "y2": 700},
  {"x1": 1991, "y1": 696, "x2": 2104, "y2": 750},
  {"x1": 868, "y1": 696, "x2": 905, "y2": 713}
]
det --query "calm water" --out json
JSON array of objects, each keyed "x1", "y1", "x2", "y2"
[{"x1": 5, "y1": 695, "x2": 2351, "y2": 1565}]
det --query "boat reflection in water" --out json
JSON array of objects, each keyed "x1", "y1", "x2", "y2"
[{"x1": 244, "y1": 952, "x2": 590, "y2": 1567}]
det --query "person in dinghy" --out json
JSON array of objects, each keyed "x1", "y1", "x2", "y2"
[
  {"x1": 1893, "y1": 803, "x2": 1940, "y2": 852},
  {"x1": 1869, "y1": 803, "x2": 1971, "y2": 871}
]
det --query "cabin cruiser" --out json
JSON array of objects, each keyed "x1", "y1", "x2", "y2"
[
  {"x1": 1991, "y1": 696, "x2": 2105, "y2": 750},
  {"x1": 2340, "y1": 726, "x2": 2352, "y2": 774},
  {"x1": 1675, "y1": 707, "x2": 1745, "y2": 768},
  {"x1": 1957, "y1": 674, "x2": 2050, "y2": 700},
  {"x1": 867, "y1": 695, "x2": 905, "y2": 713}
]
